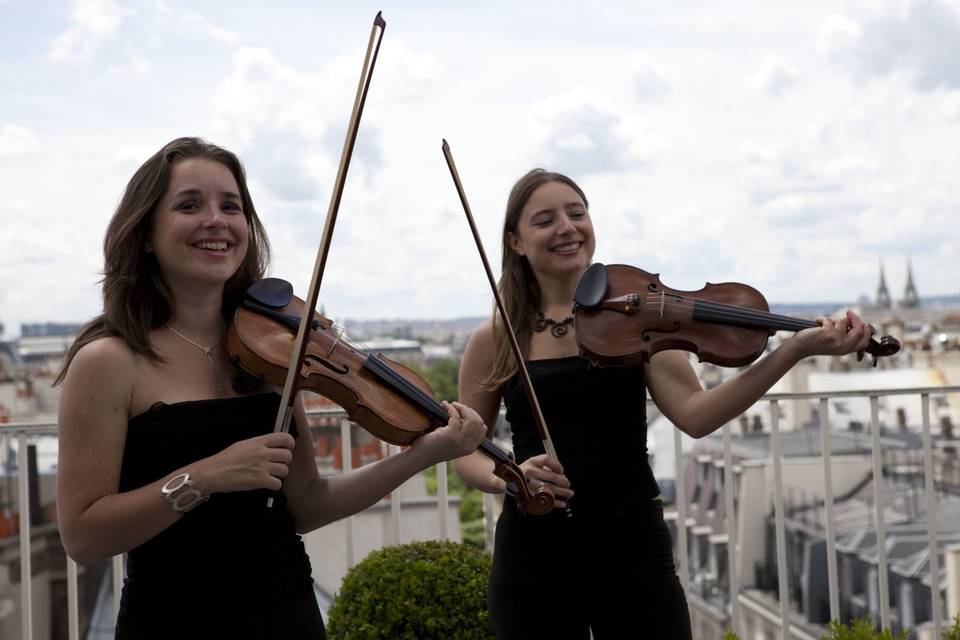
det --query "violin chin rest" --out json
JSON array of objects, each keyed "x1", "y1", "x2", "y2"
[
  {"x1": 574, "y1": 263, "x2": 608, "y2": 309},
  {"x1": 245, "y1": 278, "x2": 294, "y2": 309}
]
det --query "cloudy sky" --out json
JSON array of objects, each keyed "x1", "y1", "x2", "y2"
[{"x1": 1, "y1": 0, "x2": 958, "y2": 336}]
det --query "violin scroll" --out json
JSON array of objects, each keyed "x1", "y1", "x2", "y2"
[
  {"x1": 858, "y1": 331, "x2": 902, "y2": 366},
  {"x1": 493, "y1": 459, "x2": 554, "y2": 516}
]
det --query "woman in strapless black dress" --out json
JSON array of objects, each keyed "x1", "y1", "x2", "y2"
[
  {"x1": 453, "y1": 168, "x2": 873, "y2": 639},
  {"x1": 55, "y1": 137, "x2": 487, "y2": 639}
]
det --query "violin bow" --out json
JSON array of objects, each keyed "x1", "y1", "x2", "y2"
[
  {"x1": 268, "y1": 12, "x2": 386, "y2": 507},
  {"x1": 441, "y1": 140, "x2": 567, "y2": 511}
]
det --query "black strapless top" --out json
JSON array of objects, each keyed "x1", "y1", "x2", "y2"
[
  {"x1": 503, "y1": 357, "x2": 660, "y2": 510},
  {"x1": 118, "y1": 393, "x2": 313, "y2": 599}
]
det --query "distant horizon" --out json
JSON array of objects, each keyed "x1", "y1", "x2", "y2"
[{"x1": 6, "y1": 292, "x2": 959, "y2": 341}]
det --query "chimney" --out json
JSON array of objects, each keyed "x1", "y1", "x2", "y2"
[
  {"x1": 27, "y1": 444, "x2": 41, "y2": 525},
  {"x1": 897, "y1": 408, "x2": 908, "y2": 431}
]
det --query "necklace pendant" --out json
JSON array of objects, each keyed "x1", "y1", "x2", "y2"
[
  {"x1": 550, "y1": 321, "x2": 572, "y2": 338},
  {"x1": 533, "y1": 311, "x2": 574, "y2": 339},
  {"x1": 167, "y1": 325, "x2": 223, "y2": 394}
]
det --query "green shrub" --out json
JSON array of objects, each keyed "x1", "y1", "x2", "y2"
[
  {"x1": 821, "y1": 618, "x2": 908, "y2": 640},
  {"x1": 327, "y1": 540, "x2": 494, "y2": 640},
  {"x1": 944, "y1": 614, "x2": 960, "y2": 640}
]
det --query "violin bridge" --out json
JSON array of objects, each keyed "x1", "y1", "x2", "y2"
[{"x1": 325, "y1": 325, "x2": 345, "y2": 358}]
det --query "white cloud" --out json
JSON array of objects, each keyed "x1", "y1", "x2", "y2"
[
  {"x1": 107, "y1": 49, "x2": 151, "y2": 80},
  {"x1": 822, "y1": 0, "x2": 960, "y2": 90},
  {"x1": 631, "y1": 54, "x2": 669, "y2": 101},
  {"x1": 527, "y1": 88, "x2": 653, "y2": 176},
  {"x1": 749, "y1": 55, "x2": 798, "y2": 96},
  {"x1": 945, "y1": 91, "x2": 960, "y2": 119},
  {"x1": 0, "y1": 125, "x2": 39, "y2": 160},
  {"x1": 181, "y1": 13, "x2": 241, "y2": 49},
  {"x1": 212, "y1": 47, "x2": 361, "y2": 204},
  {"x1": 47, "y1": 0, "x2": 126, "y2": 64},
  {"x1": 377, "y1": 42, "x2": 444, "y2": 100},
  {"x1": 820, "y1": 14, "x2": 862, "y2": 57}
]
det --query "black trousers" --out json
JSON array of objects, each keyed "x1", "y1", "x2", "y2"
[{"x1": 488, "y1": 499, "x2": 692, "y2": 640}]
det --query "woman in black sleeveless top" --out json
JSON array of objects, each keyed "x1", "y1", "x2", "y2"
[
  {"x1": 454, "y1": 169, "x2": 872, "y2": 639},
  {"x1": 55, "y1": 137, "x2": 488, "y2": 639}
]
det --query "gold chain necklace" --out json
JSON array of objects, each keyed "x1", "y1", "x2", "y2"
[{"x1": 167, "y1": 325, "x2": 223, "y2": 392}]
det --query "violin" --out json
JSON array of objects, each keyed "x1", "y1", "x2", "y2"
[
  {"x1": 573, "y1": 263, "x2": 901, "y2": 368},
  {"x1": 225, "y1": 278, "x2": 555, "y2": 516}
]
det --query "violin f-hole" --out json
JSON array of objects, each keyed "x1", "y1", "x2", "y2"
[{"x1": 304, "y1": 354, "x2": 349, "y2": 375}]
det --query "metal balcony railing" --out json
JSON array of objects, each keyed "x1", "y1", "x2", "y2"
[{"x1": 3, "y1": 386, "x2": 960, "y2": 639}]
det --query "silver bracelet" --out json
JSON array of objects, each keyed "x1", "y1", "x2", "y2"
[{"x1": 161, "y1": 472, "x2": 209, "y2": 513}]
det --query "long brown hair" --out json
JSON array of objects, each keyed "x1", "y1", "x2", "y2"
[
  {"x1": 484, "y1": 168, "x2": 589, "y2": 387},
  {"x1": 55, "y1": 137, "x2": 270, "y2": 384}
]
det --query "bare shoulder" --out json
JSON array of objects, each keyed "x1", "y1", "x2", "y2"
[
  {"x1": 465, "y1": 318, "x2": 496, "y2": 355},
  {"x1": 461, "y1": 318, "x2": 498, "y2": 377},
  {"x1": 458, "y1": 318, "x2": 503, "y2": 433},
  {"x1": 67, "y1": 336, "x2": 137, "y2": 380},
  {"x1": 60, "y1": 336, "x2": 137, "y2": 414}
]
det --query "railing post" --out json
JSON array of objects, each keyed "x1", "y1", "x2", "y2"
[
  {"x1": 722, "y1": 423, "x2": 740, "y2": 634},
  {"x1": 113, "y1": 555, "x2": 123, "y2": 617},
  {"x1": 67, "y1": 557, "x2": 79, "y2": 640},
  {"x1": 674, "y1": 426, "x2": 689, "y2": 594},
  {"x1": 770, "y1": 399, "x2": 790, "y2": 640},
  {"x1": 483, "y1": 493, "x2": 496, "y2": 553},
  {"x1": 921, "y1": 393, "x2": 943, "y2": 636},
  {"x1": 869, "y1": 396, "x2": 891, "y2": 629},
  {"x1": 389, "y1": 443, "x2": 401, "y2": 544},
  {"x1": 819, "y1": 397, "x2": 840, "y2": 622},
  {"x1": 18, "y1": 432, "x2": 33, "y2": 640},
  {"x1": 340, "y1": 419, "x2": 355, "y2": 567},
  {"x1": 437, "y1": 460, "x2": 449, "y2": 541}
]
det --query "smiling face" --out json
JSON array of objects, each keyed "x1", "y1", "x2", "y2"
[
  {"x1": 147, "y1": 157, "x2": 250, "y2": 292},
  {"x1": 507, "y1": 180, "x2": 595, "y2": 281}
]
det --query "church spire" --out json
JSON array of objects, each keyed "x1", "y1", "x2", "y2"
[
  {"x1": 902, "y1": 258, "x2": 919, "y2": 308},
  {"x1": 876, "y1": 260, "x2": 891, "y2": 309}
]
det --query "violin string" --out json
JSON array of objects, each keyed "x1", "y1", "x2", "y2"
[
  {"x1": 638, "y1": 297, "x2": 818, "y2": 331},
  {"x1": 333, "y1": 323, "x2": 376, "y2": 355},
  {"x1": 687, "y1": 301, "x2": 817, "y2": 331},
  {"x1": 691, "y1": 298, "x2": 820, "y2": 327},
  {"x1": 335, "y1": 323, "x2": 512, "y2": 457},
  {"x1": 650, "y1": 303, "x2": 816, "y2": 332},
  {"x1": 648, "y1": 298, "x2": 881, "y2": 347}
]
